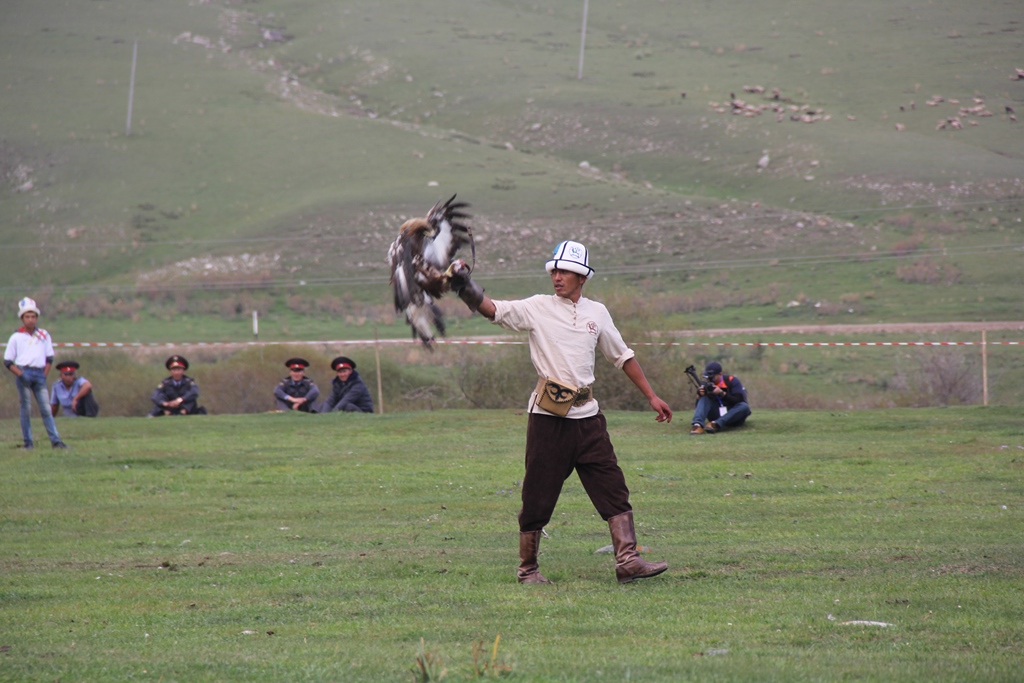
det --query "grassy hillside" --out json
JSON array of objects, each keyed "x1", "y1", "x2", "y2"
[{"x1": 1, "y1": 0, "x2": 1022, "y2": 341}]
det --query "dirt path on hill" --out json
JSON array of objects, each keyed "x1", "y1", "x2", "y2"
[{"x1": 671, "y1": 321, "x2": 1024, "y2": 337}]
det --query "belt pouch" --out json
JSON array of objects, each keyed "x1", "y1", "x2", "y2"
[{"x1": 535, "y1": 377, "x2": 578, "y2": 417}]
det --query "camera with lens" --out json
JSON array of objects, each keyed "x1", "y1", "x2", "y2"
[{"x1": 684, "y1": 365, "x2": 718, "y2": 396}]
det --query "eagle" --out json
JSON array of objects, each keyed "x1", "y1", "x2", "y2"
[{"x1": 386, "y1": 194, "x2": 474, "y2": 346}]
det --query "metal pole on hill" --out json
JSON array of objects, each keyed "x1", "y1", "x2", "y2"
[
  {"x1": 577, "y1": 0, "x2": 589, "y2": 80},
  {"x1": 126, "y1": 40, "x2": 138, "y2": 136}
]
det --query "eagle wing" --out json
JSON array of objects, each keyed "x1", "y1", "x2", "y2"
[{"x1": 386, "y1": 195, "x2": 473, "y2": 346}]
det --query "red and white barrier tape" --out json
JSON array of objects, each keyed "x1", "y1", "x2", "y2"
[
  {"x1": 632, "y1": 341, "x2": 1021, "y2": 347},
  {"x1": 17, "y1": 338, "x2": 1021, "y2": 348}
]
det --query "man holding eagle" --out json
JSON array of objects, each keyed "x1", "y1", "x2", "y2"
[{"x1": 389, "y1": 200, "x2": 672, "y2": 584}]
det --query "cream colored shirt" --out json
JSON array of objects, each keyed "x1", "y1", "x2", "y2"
[{"x1": 491, "y1": 294, "x2": 635, "y2": 418}]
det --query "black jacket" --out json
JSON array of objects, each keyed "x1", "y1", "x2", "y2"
[
  {"x1": 716, "y1": 374, "x2": 749, "y2": 409},
  {"x1": 274, "y1": 376, "x2": 320, "y2": 412},
  {"x1": 321, "y1": 370, "x2": 374, "y2": 413},
  {"x1": 149, "y1": 375, "x2": 206, "y2": 416}
]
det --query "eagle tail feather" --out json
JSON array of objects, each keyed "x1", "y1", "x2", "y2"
[
  {"x1": 431, "y1": 301, "x2": 446, "y2": 339},
  {"x1": 405, "y1": 299, "x2": 444, "y2": 349}
]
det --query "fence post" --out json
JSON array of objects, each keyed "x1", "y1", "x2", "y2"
[
  {"x1": 374, "y1": 328, "x2": 384, "y2": 415},
  {"x1": 982, "y1": 330, "x2": 988, "y2": 406},
  {"x1": 577, "y1": 0, "x2": 589, "y2": 80},
  {"x1": 126, "y1": 40, "x2": 138, "y2": 136}
]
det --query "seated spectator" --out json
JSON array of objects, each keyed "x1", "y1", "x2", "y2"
[
  {"x1": 689, "y1": 361, "x2": 751, "y2": 435},
  {"x1": 273, "y1": 357, "x2": 320, "y2": 412},
  {"x1": 50, "y1": 361, "x2": 99, "y2": 417},
  {"x1": 149, "y1": 355, "x2": 207, "y2": 416},
  {"x1": 320, "y1": 356, "x2": 374, "y2": 413}
]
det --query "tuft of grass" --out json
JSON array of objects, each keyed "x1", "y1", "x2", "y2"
[
  {"x1": 469, "y1": 635, "x2": 512, "y2": 679},
  {"x1": 413, "y1": 638, "x2": 448, "y2": 682}
]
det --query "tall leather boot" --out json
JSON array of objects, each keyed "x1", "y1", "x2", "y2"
[
  {"x1": 518, "y1": 530, "x2": 552, "y2": 584},
  {"x1": 608, "y1": 511, "x2": 668, "y2": 584}
]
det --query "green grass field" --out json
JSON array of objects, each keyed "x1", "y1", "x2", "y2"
[
  {"x1": 2, "y1": 408, "x2": 1022, "y2": 681},
  {"x1": 2, "y1": 4, "x2": 1021, "y2": 678}
]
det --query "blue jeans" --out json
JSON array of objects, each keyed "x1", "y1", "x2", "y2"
[
  {"x1": 691, "y1": 395, "x2": 751, "y2": 431},
  {"x1": 17, "y1": 367, "x2": 62, "y2": 446}
]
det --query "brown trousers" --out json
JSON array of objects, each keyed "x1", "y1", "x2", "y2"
[{"x1": 518, "y1": 412, "x2": 632, "y2": 532}]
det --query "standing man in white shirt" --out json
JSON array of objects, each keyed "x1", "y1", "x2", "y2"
[
  {"x1": 3, "y1": 297, "x2": 68, "y2": 449},
  {"x1": 450, "y1": 241, "x2": 672, "y2": 584}
]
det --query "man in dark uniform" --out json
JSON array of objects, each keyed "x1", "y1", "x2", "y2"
[
  {"x1": 320, "y1": 356, "x2": 374, "y2": 413},
  {"x1": 149, "y1": 355, "x2": 207, "y2": 416},
  {"x1": 273, "y1": 357, "x2": 320, "y2": 412}
]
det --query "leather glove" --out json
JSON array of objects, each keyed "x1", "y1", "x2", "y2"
[{"x1": 449, "y1": 260, "x2": 484, "y2": 312}]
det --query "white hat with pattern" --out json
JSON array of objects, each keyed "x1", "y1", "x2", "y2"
[
  {"x1": 545, "y1": 240, "x2": 594, "y2": 277},
  {"x1": 18, "y1": 297, "x2": 40, "y2": 318}
]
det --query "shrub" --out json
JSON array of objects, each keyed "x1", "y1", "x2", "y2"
[
  {"x1": 895, "y1": 258, "x2": 960, "y2": 285},
  {"x1": 887, "y1": 213, "x2": 916, "y2": 230},
  {"x1": 452, "y1": 346, "x2": 535, "y2": 409},
  {"x1": 890, "y1": 234, "x2": 924, "y2": 257},
  {"x1": 903, "y1": 348, "x2": 981, "y2": 406}
]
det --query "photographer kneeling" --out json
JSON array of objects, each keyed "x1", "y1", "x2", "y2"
[{"x1": 689, "y1": 361, "x2": 751, "y2": 435}]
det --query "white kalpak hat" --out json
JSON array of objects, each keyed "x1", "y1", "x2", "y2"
[
  {"x1": 545, "y1": 240, "x2": 594, "y2": 277},
  {"x1": 18, "y1": 297, "x2": 40, "y2": 318}
]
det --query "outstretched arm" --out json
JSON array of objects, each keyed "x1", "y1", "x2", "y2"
[
  {"x1": 622, "y1": 357, "x2": 673, "y2": 423},
  {"x1": 476, "y1": 294, "x2": 496, "y2": 321},
  {"x1": 450, "y1": 262, "x2": 496, "y2": 321}
]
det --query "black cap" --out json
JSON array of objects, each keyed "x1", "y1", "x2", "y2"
[
  {"x1": 703, "y1": 361, "x2": 723, "y2": 377},
  {"x1": 331, "y1": 356, "x2": 356, "y2": 371},
  {"x1": 285, "y1": 358, "x2": 310, "y2": 370},
  {"x1": 166, "y1": 355, "x2": 190, "y2": 370},
  {"x1": 56, "y1": 360, "x2": 80, "y2": 372}
]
